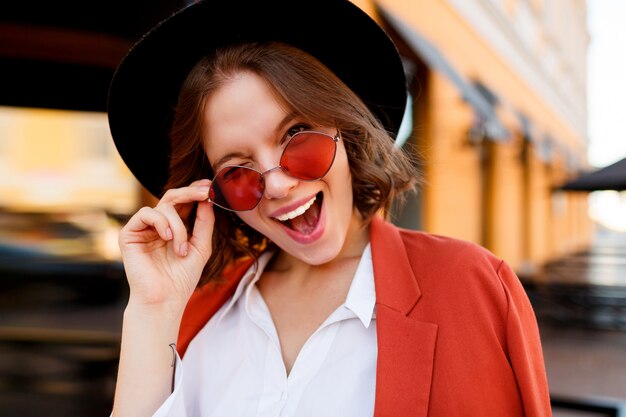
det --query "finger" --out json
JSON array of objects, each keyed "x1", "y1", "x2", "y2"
[
  {"x1": 157, "y1": 184, "x2": 211, "y2": 223},
  {"x1": 189, "y1": 200, "x2": 215, "y2": 260},
  {"x1": 158, "y1": 183, "x2": 211, "y2": 207},
  {"x1": 122, "y1": 207, "x2": 173, "y2": 243},
  {"x1": 189, "y1": 178, "x2": 212, "y2": 187},
  {"x1": 156, "y1": 203, "x2": 191, "y2": 257}
]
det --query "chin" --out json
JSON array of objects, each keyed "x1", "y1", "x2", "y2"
[
  {"x1": 268, "y1": 222, "x2": 345, "y2": 265},
  {"x1": 289, "y1": 243, "x2": 344, "y2": 266}
]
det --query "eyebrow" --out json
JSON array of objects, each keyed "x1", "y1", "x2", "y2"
[
  {"x1": 212, "y1": 151, "x2": 248, "y2": 172},
  {"x1": 210, "y1": 112, "x2": 299, "y2": 171}
]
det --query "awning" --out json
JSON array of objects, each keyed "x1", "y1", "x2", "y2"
[
  {"x1": 377, "y1": 3, "x2": 510, "y2": 141},
  {"x1": 559, "y1": 157, "x2": 626, "y2": 192}
]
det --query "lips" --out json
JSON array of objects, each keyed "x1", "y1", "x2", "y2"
[{"x1": 272, "y1": 192, "x2": 325, "y2": 243}]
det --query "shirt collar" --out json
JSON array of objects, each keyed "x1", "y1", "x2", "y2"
[
  {"x1": 216, "y1": 250, "x2": 274, "y2": 323},
  {"x1": 216, "y1": 243, "x2": 376, "y2": 328},
  {"x1": 344, "y1": 243, "x2": 376, "y2": 328}
]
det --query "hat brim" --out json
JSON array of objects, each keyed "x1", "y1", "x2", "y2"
[{"x1": 107, "y1": 0, "x2": 407, "y2": 197}]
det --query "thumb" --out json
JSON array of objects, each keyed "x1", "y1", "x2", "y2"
[{"x1": 189, "y1": 200, "x2": 215, "y2": 261}]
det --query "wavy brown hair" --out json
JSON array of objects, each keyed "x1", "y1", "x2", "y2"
[{"x1": 165, "y1": 42, "x2": 420, "y2": 285}]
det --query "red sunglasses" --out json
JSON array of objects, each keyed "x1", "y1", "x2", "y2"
[{"x1": 208, "y1": 130, "x2": 340, "y2": 212}]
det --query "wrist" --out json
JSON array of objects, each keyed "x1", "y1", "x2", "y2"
[{"x1": 124, "y1": 297, "x2": 187, "y2": 326}]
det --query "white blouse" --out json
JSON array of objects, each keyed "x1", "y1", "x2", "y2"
[{"x1": 153, "y1": 243, "x2": 377, "y2": 417}]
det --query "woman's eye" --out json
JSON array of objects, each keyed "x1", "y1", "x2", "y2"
[{"x1": 286, "y1": 124, "x2": 310, "y2": 138}]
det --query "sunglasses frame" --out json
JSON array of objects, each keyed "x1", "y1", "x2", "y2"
[{"x1": 207, "y1": 129, "x2": 340, "y2": 212}]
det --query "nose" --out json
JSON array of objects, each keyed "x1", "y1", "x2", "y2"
[{"x1": 262, "y1": 167, "x2": 298, "y2": 200}]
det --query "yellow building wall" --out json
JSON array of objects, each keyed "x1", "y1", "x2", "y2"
[
  {"x1": 487, "y1": 138, "x2": 525, "y2": 269},
  {"x1": 421, "y1": 73, "x2": 483, "y2": 244},
  {"x1": 527, "y1": 151, "x2": 552, "y2": 268}
]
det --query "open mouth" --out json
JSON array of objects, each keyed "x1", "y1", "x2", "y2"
[{"x1": 274, "y1": 192, "x2": 323, "y2": 235}]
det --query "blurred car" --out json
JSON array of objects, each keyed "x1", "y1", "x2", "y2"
[{"x1": 0, "y1": 208, "x2": 127, "y2": 307}]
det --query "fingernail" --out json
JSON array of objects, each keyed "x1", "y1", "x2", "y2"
[
  {"x1": 179, "y1": 242, "x2": 188, "y2": 257},
  {"x1": 166, "y1": 228, "x2": 173, "y2": 240},
  {"x1": 198, "y1": 186, "x2": 210, "y2": 195}
]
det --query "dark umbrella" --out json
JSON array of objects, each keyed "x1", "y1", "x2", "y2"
[{"x1": 559, "y1": 156, "x2": 626, "y2": 191}]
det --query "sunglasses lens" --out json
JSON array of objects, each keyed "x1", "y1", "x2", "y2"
[
  {"x1": 210, "y1": 166, "x2": 264, "y2": 211},
  {"x1": 281, "y1": 132, "x2": 337, "y2": 180}
]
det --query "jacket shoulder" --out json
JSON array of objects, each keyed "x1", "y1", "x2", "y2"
[
  {"x1": 396, "y1": 227, "x2": 503, "y2": 271},
  {"x1": 392, "y1": 226, "x2": 515, "y2": 319}
]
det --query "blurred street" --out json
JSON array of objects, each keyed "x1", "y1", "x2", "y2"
[
  {"x1": 543, "y1": 323, "x2": 626, "y2": 413},
  {"x1": 525, "y1": 226, "x2": 626, "y2": 416}
]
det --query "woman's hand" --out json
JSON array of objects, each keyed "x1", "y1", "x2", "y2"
[{"x1": 118, "y1": 179, "x2": 215, "y2": 311}]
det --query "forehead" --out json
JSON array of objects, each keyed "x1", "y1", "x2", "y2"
[{"x1": 202, "y1": 72, "x2": 291, "y2": 158}]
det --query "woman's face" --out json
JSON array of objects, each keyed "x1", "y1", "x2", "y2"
[{"x1": 202, "y1": 71, "x2": 365, "y2": 265}]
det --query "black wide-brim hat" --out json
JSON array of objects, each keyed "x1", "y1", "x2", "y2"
[{"x1": 108, "y1": 0, "x2": 407, "y2": 198}]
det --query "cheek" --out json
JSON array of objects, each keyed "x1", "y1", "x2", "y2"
[
  {"x1": 333, "y1": 142, "x2": 351, "y2": 177},
  {"x1": 328, "y1": 163, "x2": 355, "y2": 216},
  {"x1": 334, "y1": 149, "x2": 357, "y2": 214},
  {"x1": 236, "y1": 211, "x2": 259, "y2": 228},
  {"x1": 235, "y1": 210, "x2": 275, "y2": 238},
  {"x1": 335, "y1": 149, "x2": 353, "y2": 193}
]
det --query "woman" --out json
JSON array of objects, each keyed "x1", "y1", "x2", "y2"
[{"x1": 107, "y1": 1, "x2": 552, "y2": 416}]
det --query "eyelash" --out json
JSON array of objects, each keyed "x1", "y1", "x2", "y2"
[{"x1": 285, "y1": 123, "x2": 311, "y2": 141}]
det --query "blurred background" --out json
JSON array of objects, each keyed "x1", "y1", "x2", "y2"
[{"x1": 0, "y1": 0, "x2": 625, "y2": 416}]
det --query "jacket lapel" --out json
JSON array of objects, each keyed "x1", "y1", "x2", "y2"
[{"x1": 370, "y1": 216, "x2": 438, "y2": 417}]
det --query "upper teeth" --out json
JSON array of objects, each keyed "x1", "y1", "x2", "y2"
[{"x1": 275, "y1": 196, "x2": 316, "y2": 222}]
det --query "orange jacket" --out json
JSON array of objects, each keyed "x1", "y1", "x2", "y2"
[{"x1": 178, "y1": 216, "x2": 552, "y2": 417}]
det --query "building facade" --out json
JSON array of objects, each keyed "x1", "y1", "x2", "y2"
[{"x1": 354, "y1": 0, "x2": 591, "y2": 274}]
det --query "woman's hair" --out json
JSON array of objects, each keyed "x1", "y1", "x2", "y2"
[{"x1": 165, "y1": 42, "x2": 421, "y2": 285}]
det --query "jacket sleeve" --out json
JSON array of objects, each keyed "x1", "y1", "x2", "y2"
[{"x1": 497, "y1": 260, "x2": 553, "y2": 417}]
